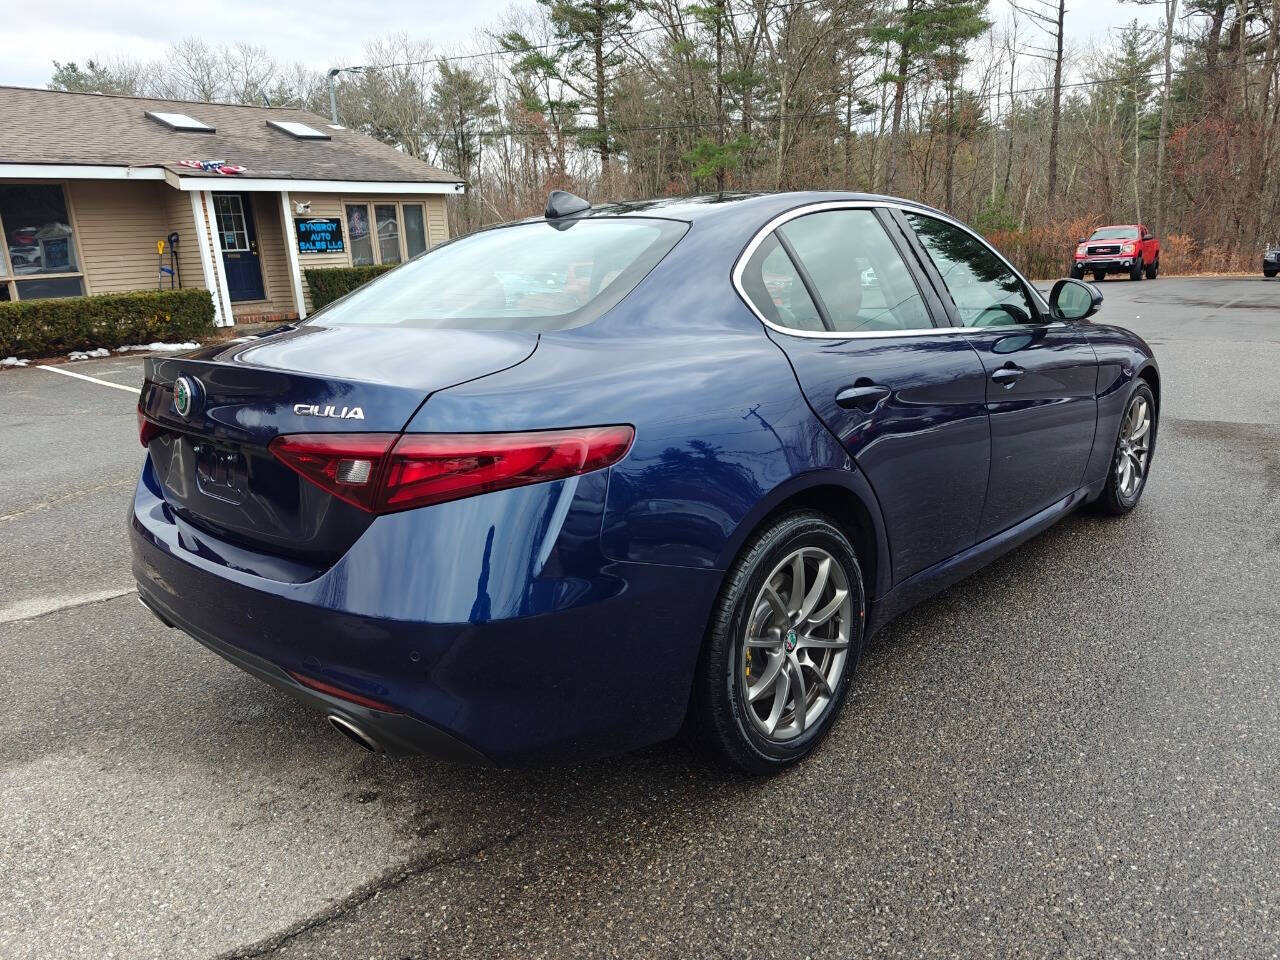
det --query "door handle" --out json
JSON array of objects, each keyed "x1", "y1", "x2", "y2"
[
  {"x1": 835, "y1": 383, "x2": 891, "y2": 409},
  {"x1": 991, "y1": 364, "x2": 1024, "y2": 387}
]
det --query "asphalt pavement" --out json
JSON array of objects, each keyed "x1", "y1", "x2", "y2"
[{"x1": 1, "y1": 276, "x2": 1277, "y2": 959}]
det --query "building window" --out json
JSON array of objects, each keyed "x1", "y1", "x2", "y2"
[
  {"x1": 345, "y1": 203, "x2": 374, "y2": 266},
  {"x1": 0, "y1": 184, "x2": 85, "y2": 300},
  {"x1": 213, "y1": 194, "x2": 250, "y2": 251},
  {"x1": 344, "y1": 200, "x2": 429, "y2": 266},
  {"x1": 403, "y1": 204, "x2": 427, "y2": 258},
  {"x1": 375, "y1": 204, "x2": 401, "y2": 265}
]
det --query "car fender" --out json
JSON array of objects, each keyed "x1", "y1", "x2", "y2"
[{"x1": 711, "y1": 463, "x2": 893, "y2": 602}]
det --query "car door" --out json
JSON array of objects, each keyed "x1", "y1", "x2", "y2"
[
  {"x1": 894, "y1": 209, "x2": 1098, "y2": 540},
  {"x1": 736, "y1": 205, "x2": 992, "y2": 582}
]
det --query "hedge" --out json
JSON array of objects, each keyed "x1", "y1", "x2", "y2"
[
  {"x1": 0, "y1": 288, "x2": 216, "y2": 358},
  {"x1": 304, "y1": 264, "x2": 397, "y2": 310}
]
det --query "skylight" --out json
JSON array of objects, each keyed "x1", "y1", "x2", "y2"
[
  {"x1": 146, "y1": 111, "x2": 215, "y2": 132},
  {"x1": 268, "y1": 120, "x2": 331, "y2": 140}
]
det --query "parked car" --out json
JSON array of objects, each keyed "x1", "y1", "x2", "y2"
[
  {"x1": 132, "y1": 190, "x2": 1159, "y2": 774},
  {"x1": 1263, "y1": 246, "x2": 1279, "y2": 278},
  {"x1": 1072, "y1": 224, "x2": 1160, "y2": 281}
]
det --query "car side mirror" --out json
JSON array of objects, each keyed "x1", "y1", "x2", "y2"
[
  {"x1": 1077, "y1": 237, "x2": 1087, "y2": 244},
  {"x1": 1049, "y1": 277, "x2": 1102, "y2": 321}
]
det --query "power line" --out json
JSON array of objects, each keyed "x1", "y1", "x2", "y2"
[{"x1": 329, "y1": 0, "x2": 831, "y2": 74}]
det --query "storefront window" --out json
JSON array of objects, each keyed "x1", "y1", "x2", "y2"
[
  {"x1": 344, "y1": 200, "x2": 430, "y2": 267},
  {"x1": 346, "y1": 203, "x2": 374, "y2": 266},
  {"x1": 375, "y1": 204, "x2": 401, "y2": 265},
  {"x1": 403, "y1": 204, "x2": 427, "y2": 258},
  {"x1": 1, "y1": 184, "x2": 79, "y2": 276},
  {"x1": 0, "y1": 184, "x2": 85, "y2": 299}
]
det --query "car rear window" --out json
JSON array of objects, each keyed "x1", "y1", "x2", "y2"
[
  {"x1": 310, "y1": 217, "x2": 687, "y2": 332},
  {"x1": 1090, "y1": 227, "x2": 1139, "y2": 240}
]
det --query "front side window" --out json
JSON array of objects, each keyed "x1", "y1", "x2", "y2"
[
  {"x1": 904, "y1": 212, "x2": 1037, "y2": 327},
  {"x1": 777, "y1": 210, "x2": 933, "y2": 332},
  {"x1": 0, "y1": 184, "x2": 85, "y2": 300},
  {"x1": 313, "y1": 217, "x2": 686, "y2": 332}
]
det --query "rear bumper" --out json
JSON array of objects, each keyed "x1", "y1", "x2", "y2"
[
  {"x1": 137, "y1": 589, "x2": 489, "y2": 762},
  {"x1": 130, "y1": 460, "x2": 723, "y2": 766}
]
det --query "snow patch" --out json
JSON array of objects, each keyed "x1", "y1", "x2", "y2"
[
  {"x1": 2, "y1": 356, "x2": 30, "y2": 367},
  {"x1": 115, "y1": 342, "x2": 200, "y2": 353},
  {"x1": 68, "y1": 348, "x2": 111, "y2": 361}
]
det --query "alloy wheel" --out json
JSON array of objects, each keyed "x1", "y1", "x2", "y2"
[
  {"x1": 739, "y1": 546, "x2": 853, "y2": 742},
  {"x1": 1115, "y1": 392, "x2": 1152, "y2": 499}
]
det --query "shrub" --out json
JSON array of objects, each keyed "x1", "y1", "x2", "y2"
[
  {"x1": 0, "y1": 288, "x2": 215, "y2": 358},
  {"x1": 304, "y1": 265, "x2": 397, "y2": 310}
]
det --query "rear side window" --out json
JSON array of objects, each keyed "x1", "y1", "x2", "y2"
[
  {"x1": 312, "y1": 218, "x2": 687, "y2": 332},
  {"x1": 778, "y1": 210, "x2": 933, "y2": 332},
  {"x1": 739, "y1": 233, "x2": 824, "y2": 331},
  {"x1": 740, "y1": 208, "x2": 934, "y2": 334}
]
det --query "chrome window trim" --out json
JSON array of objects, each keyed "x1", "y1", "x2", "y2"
[{"x1": 731, "y1": 199, "x2": 1057, "y2": 340}]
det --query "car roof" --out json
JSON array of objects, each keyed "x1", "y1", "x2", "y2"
[{"x1": 523, "y1": 190, "x2": 951, "y2": 227}]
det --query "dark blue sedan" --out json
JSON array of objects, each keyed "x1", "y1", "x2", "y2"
[{"x1": 132, "y1": 191, "x2": 1159, "y2": 773}]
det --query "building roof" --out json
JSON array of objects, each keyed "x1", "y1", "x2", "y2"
[{"x1": 0, "y1": 86, "x2": 462, "y2": 185}]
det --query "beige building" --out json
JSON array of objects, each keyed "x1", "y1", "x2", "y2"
[{"x1": 0, "y1": 86, "x2": 463, "y2": 325}]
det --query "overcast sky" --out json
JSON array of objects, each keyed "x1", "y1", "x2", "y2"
[{"x1": 4, "y1": 0, "x2": 1163, "y2": 93}]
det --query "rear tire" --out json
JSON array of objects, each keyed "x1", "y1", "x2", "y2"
[
  {"x1": 690, "y1": 511, "x2": 866, "y2": 775},
  {"x1": 1145, "y1": 259, "x2": 1159, "y2": 280},
  {"x1": 1095, "y1": 381, "x2": 1156, "y2": 516},
  {"x1": 1093, "y1": 271, "x2": 1106, "y2": 283},
  {"x1": 1129, "y1": 257, "x2": 1144, "y2": 281}
]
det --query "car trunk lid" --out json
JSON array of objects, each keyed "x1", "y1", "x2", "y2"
[{"x1": 140, "y1": 324, "x2": 537, "y2": 564}]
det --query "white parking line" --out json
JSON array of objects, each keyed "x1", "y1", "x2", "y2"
[
  {"x1": 0, "y1": 587, "x2": 137, "y2": 625},
  {"x1": 37, "y1": 364, "x2": 139, "y2": 394}
]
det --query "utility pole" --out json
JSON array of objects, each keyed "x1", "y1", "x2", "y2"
[
  {"x1": 326, "y1": 66, "x2": 363, "y2": 124},
  {"x1": 327, "y1": 68, "x2": 341, "y2": 124}
]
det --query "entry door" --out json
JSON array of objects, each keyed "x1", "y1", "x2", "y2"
[
  {"x1": 214, "y1": 193, "x2": 265, "y2": 302},
  {"x1": 738, "y1": 206, "x2": 992, "y2": 582},
  {"x1": 896, "y1": 210, "x2": 1098, "y2": 538}
]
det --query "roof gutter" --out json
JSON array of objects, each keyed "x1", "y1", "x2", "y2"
[
  {"x1": 0, "y1": 163, "x2": 166, "y2": 181},
  {"x1": 163, "y1": 170, "x2": 465, "y2": 194}
]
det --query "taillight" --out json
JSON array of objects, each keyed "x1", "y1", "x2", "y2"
[
  {"x1": 267, "y1": 433, "x2": 396, "y2": 511},
  {"x1": 268, "y1": 426, "x2": 634, "y2": 514},
  {"x1": 137, "y1": 406, "x2": 164, "y2": 446}
]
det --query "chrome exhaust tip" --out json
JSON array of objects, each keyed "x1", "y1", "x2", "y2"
[{"x1": 327, "y1": 713, "x2": 381, "y2": 753}]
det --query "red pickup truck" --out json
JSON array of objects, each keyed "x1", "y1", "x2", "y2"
[{"x1": 1071, "y1": 224, "x2": 1160, "y2": 281}]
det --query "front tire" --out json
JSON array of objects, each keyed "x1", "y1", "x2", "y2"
[
  {"x1": 1070, "y1": 263, "x2": 1085, "y2": 280},
  {"x1": 1096, "y1": 381, "x2": 1156, "y2": 515},
  {"x1": 690, "y1": 511, "x2": 865, "y2": 775},
  {"x1": 1130, "y1": 257, "x2": 1144, "y2": 281},
  {"x1": 1265, "y1": 269, "x2": 1277, "y2": 278},
  {"x1": 1093, "y1": 271, "x2": 1106, "y2": 283}
]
